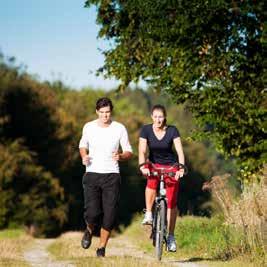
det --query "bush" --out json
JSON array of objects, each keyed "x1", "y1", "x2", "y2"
[
  {"x1": 206, "y1": 170, "x2": 267, "y2": 264},
  {"x1": 0, "y1": 140, "x2": 67, "y2": 237}
]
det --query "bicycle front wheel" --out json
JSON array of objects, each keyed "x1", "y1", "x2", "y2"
[{"x1": 155, "y1": 199, "x2": 167, "y2": 261}]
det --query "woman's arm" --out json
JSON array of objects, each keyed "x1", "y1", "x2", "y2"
[
  {"x1": 138, "y1": 137, "x2": 150, "y2": 175},
  {"x1": 139, "y1": 137, "x2": 147, "y2": 165},
  {"x1": 173, "y1": 137, "x2": 185, "y2": 178}
]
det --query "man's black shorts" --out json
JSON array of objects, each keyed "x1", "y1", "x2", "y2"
[{"x1": 82, "y1": 172, "x2": 121, "y2": 231}]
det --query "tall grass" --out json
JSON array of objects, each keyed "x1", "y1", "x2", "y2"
[
  {"x1": 206, "y1": 168, "x2": 267, "y2": 264},
  {"x1": 0, "y1": 229, "x2": 32, "y2": 267},
  {"x1": 174, "y1": 216, "x2": 244, "y2": 260},
  {"x1": 125, "y1": 214, "x2": 260, "y2": 266}
]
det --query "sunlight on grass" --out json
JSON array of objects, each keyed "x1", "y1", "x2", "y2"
[
  {"x1": 0, "y1": 229, "x2": 32, "y2": 267},
  {"x1": 0, "y1": 229, "x2": 24, "y2": 239},
  {"x1": 74, "y1": 257, "x2": 172, "y2": 267},
  {"x1": 47, "y1": 215, "x2": 265, "y2": 267},
  {"x1": 125, "y1": 214, "x2": 264, "y2": 266},
  {"x1": 122, "y1": 213, "x2": 154, "y2": 253},
  {"x1": 174, "y1": 215, "x2": 244, "y2": 259},
  {"x1": 48, "y1": 230, "x2": 171, "y2": 266}
]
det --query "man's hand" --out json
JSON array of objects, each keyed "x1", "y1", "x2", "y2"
[
  {"x1": 112, "y1": 151, "x2": 132, "y2": 161},
  {"x1": 82, "y1": 155, "x2": 90, "y2": 166},
  {"x1": 112, "y1": 151, "x2": 120, "y2": 161}
]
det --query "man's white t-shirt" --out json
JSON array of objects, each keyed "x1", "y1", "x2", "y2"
[{"x1": 79, "y1": 119, "x2": 132, "y2": 173}]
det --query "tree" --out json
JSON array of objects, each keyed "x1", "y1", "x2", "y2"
[
  {"x1": 85, "y1": 0, "x2": 266, "y2": 181},
  {"x1": 0, "y1": 140, "x2": 67, "y2": 236},
  {"x1": 0, "y1": 57, "x2": 69, "y2": 235}
]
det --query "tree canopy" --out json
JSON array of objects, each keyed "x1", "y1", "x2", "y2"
[
  {"x1": 0, "y1": 52, "x2": 236, "y2": 234},
  {"x1": 85, "y1": 0, "x2": 266, "y2": 181}
]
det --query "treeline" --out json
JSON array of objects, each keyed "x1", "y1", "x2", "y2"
[{"x1": 0, "y1": 55, "x2": 235, "y2": 236}]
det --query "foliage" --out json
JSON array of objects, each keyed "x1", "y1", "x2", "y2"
[
  {"x1": 0, "y1": 57, "x2": 69, "y2": 236},
  {"x1": 0, "y1": 53, "x2": 237, "y2": 234},
  {"x1": 0, "y1": 140, "x2": 67, "y2": 236},
  {"x1": 85, "y1": 0, "x2": 266, "y2": 180}
]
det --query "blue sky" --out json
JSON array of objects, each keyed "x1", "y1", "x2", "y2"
[{"x1": 0, "y1": 0, "x2": 120, "y2": 90}]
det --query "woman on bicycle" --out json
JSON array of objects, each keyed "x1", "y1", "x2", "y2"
[{"x1": 139, "y1": 104, "x2": 185, "y2": 252}]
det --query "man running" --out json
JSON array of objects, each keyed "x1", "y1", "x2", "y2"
[{"x1": 79, "y1": 97, "x2": 133, "y2": 257}]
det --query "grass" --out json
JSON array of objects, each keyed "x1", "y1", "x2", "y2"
[
  {"x1": 0, "y1": 229, "x2": 25, "y2": 239},
  {"x1": 47, "y1": 213, "x2": 265, "y2": 266},
  {"x1": 174, "y1": 215, "x2": 244, "y2": 259},
  {"x1": 122, "y1": 213, "x2": 154, "y2": 253},
  {"x1": 72, "y1": 257, "x2": 172, "y2": 267},
  {"x1": 125, "y1": 214, "x2": 265, "y2": 267},
  {"x1": 206, "y1": 171, "x2": 267, "y2": 266},
  {"x1": 48, "y1": 231, "x2": 172, "y2": 266},
  {"x1": 0, "y1": 229, "x2": 32, "y2": 267}
]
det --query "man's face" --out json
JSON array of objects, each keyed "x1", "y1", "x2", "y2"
[{"x1": 96, "y1": 106, "x2": 112, "y2": 123}]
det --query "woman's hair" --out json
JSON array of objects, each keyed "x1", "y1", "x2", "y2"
[
  {"x1": 151, "y1": 104, "x2": 167, "y2": 124},
  {"x1": 96, "y1": 97, "x2": 113, "y2": 111}
]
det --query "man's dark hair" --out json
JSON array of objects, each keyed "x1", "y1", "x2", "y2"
[{"x1": 96, "y1": 97, "x2": 113, "y2": 111}]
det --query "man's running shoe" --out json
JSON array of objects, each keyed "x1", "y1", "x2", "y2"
[
  {"x1": 142, "y1": 212, "x2": 153, "y2": 225},
  {"x1": 96, "y1": 247, "x2": 105, "y2": 257},
  {"x1": 81, "y1": 228, "x2": 92, "y2": 249},
  {"x1": 167, "y1": 234, "x2": 177, "y2": 252}
]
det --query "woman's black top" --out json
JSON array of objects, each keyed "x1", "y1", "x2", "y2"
[{"x1": 140, "y1": 124, "x2": 180, "y2": 165}]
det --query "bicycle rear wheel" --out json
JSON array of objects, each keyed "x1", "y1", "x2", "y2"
[{"x1": 155, "y1": 199, "x2": 167, "y2": 261}]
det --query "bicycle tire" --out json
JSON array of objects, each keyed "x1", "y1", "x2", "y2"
[
  {"x1": 152, "y1": 207, "x2": 157, "y2": 247},
  {"x1": 155, "y1": 199, "x2": 167, "y2": 260}
]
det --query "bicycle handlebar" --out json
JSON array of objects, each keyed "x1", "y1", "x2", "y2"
[{"x1": 139, "y1": 161, "x2": 188, "y2": 176}]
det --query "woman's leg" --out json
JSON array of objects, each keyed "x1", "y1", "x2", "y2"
[
  {"x1": 166, "y1": 207, "x2": 178, "y2": 252},
  {"x1": 166, "y1": 178, "x2": 179, "y2": 234},
  {"x1": 145, "y1": 187, "x2": 156, "y2": 212},
  {"x1": 167, "y1": 207, "x2": 178, "y2": 234},
  {"x1": 142, "y1": 183, "x2": 157, "y2": 224}
]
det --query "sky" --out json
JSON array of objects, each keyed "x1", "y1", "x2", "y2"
[{"x1": 0, "y1": 0, "x2": 120, "y2": 90}]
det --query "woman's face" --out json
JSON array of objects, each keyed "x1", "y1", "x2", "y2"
[{"x1": 151, "y1": 109, "x2": 165, "y2": 128}]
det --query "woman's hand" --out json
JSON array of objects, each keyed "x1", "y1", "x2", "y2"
[
  {"x1": 175, "y1": 169, "x2": 184, "y2": 180},
  {"x1": 140, "y1": 166, "x2": 150, "y2": 176}
]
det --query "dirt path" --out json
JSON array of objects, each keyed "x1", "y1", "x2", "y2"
[
  {"x1": 23, "y1": 232, "x2": 205, "y2": 267},
  {"x1": 107, "y1": 233, "x2": 205, "y2": 267},
  {"x1": 24, "y1": 239, "x2": 74, "y2": 267}
]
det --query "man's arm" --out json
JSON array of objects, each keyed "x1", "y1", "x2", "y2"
[
  {"x1": 79, "y1": 124, "x2": 90, "y2": 165},
  {"x1": 116, "y1": 125, "x2": 133, "y2": 161},
  {"x1": 79, "y1": 148, "x2": 90, "y2": 165},
  {"x1": 79, "y1": 147, "x2": 88, "y2": 159},
  {"x1": 115, "y1": 151, "x2": 133, "y2": 161}
]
